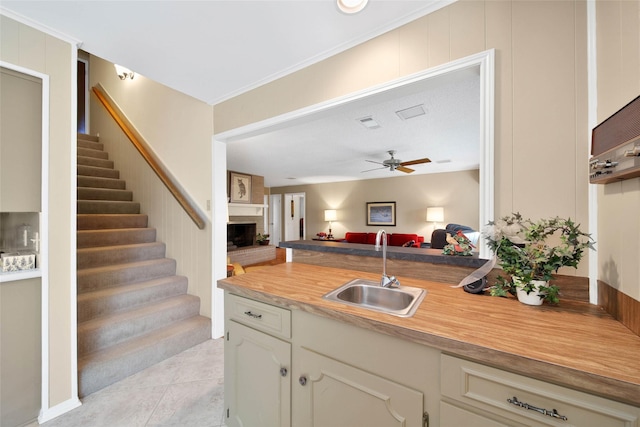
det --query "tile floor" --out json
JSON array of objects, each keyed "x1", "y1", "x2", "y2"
[{"x1": 31, "y1": 338, "x2": 227, "y2": 427}]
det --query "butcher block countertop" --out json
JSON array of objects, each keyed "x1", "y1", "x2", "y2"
[{"x1": 218, "y1": 262, "x2": 640, "y2": 407}]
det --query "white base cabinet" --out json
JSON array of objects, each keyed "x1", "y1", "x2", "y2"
[
  {"x1": 295, "y1": 347, "x2": 425, "y2": 427},
  {"x1": 224, "y1": 292, "x2": 640, "y2": 427},
  {"x1": 224, "y1": 295, "x2": 292, "y2": 427},
  {"x1": 441, "y1": 354, "x2": 640, "y2": 427}
]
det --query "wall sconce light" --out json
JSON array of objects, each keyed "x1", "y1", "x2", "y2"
[
  {"x1": 324, "y1": 209, "x2": 337, "y2": 239},
  {"x1": 114, "y1": 64, "x2": 135, "y2": 80},
  {"x1": 426, "y1": 207, "x2": 444, "y2": 229},
  {"x1": 337, "y1": 0, "x2": 368, "y2": 14}
]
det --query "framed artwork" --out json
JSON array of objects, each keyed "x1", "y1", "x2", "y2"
[
  {"x1": 366, "y1": 201, "x2": 396, "y2": 226},
  {"x1": 229, "y1": 172, "x2": 251, "y2": 203}
]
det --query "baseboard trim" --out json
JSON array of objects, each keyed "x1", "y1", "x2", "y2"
[
  {"x1": 38, "y1": 396, "x2": 82, "y2": 424},
  {"x1": 598, "y1": 280, "x2": 640, "y2": 337}
]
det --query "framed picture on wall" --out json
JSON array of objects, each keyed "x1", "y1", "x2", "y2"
[
  {"x1": 366, "y1": 201, "x2": 396, "y2": 226},
  {"x1": 229, "y1": 172, "x2": 251, "y2": 203}
]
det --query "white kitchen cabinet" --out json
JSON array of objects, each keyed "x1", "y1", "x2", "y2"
[
  {"x1": 224, "y1": 294, "x2": 292, "y2": 427},
  {"x1": 225, "y1": 321, "x2": 291, "y2": 427},
  {"x1": 295, "y1": 346, "x2": 425, "y2": 427},
  {"x1": 441, "y1": 354, "x2": 640, "y2": 427},
  {"x1": 291, "y1": 309, "x2": 439, "y2": 426}
]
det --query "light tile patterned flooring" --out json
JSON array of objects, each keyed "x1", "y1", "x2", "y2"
[{"x1": 32, "y1": 339, "x2": 227, "y2": 427}]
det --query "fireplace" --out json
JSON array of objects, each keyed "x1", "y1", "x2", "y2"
[{"x1": 227, "y1": 222, "x2": 256, "y2": 250}]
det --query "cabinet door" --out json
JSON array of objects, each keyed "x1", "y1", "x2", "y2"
[
  {"x1": 0, "y1": 67, "x2": 42, "y2": 212},
  {"x1": 294, "y1": 347, "x2": 424, "y2": 427},
  {"x1": 225, "y1": 320, "x2": 291, "y2": 427}
]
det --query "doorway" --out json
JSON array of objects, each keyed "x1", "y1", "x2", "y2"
[
  {"x1": 284, "y1": 193, "x2": 305, "y2": 241},
  {"x1": 269, "y1": 194, "x2": 282, "y2": 247},
  {"x1": 77, "y1": 55, "x2": 89, "y2": 134}
]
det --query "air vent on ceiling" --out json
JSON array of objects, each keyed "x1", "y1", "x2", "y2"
[
  {"x1": 357, "y1": 116, "x2": 380, "y2": 129},
  {"x1": 396, "y1": 104, "x2": 426, "y2": 120}
]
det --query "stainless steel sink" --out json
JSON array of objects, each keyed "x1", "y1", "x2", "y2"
[{"x1": 322, "y1": 278, "x2": 426, "y2": 317}]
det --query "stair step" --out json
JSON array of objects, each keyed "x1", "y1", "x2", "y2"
[
  {"x1": 75, "y1": 134, "x2": 210, "y2": 398},
  {"x1": 78, "y1": 165, "x2": 120, "y2": 179},
  {"x1": 78, "y1": 227, "x2": 156, "y2": 249},
  {"x1": 77, "y1": 242, "x2": 166, "y2": 269},
  {"x1": 78, "y1": 146, "x2": 109, "y2": 160},
  {"x1": 78, "y1": 155, "x2": 114, "y2": 169},
  {"x1": 77, "y1": 176, "x2": 126, "y2": 190},
  {"x1": 78, "y1": 133, "x2": 99, "y2": 142},
  {"x1": 77, "y1": 258, "x2": 176, "y2": 293},
  {"x1": 78, "y1": 187, "x2": 133, "y2": 202},
  {"x1": 78, "y1": 294, "x2": 201, "y2": 356},
  {"x1": 78, "y1": 139, "x2": 104, "y2": 151},
  {"x1": 78, "y1": 200, "x2": 140, "y2": 214},
  {"x1": 78, "y1": 316, "x2": 210, "y2": 397},
  {"x1": 77, "y1": 276, "x2": 188, "y2": 323},
  {"x1": 77, "y1": 214, "x2": 148, "y2": 230}
]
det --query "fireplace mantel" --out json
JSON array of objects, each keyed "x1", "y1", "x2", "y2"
[{"x1": 228, "y1": 203, "x2": 266, "y2": 216}]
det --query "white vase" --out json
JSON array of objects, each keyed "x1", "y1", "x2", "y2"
[{"x1": 513, "y1": 277, "x2": 548, "y2": 306}]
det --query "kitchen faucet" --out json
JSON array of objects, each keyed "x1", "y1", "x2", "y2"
[{"x1": 375, "y1": 229, "x2": 400, "y2": 288}]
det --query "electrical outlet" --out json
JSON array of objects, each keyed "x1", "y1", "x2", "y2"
[{"x1": 206, "y1": 200, "x2": 211, "y2": 211}]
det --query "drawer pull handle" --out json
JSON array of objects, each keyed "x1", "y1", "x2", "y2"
[
  {"x1": 280, "y1": 367, "x2": 288, "y2": 377},
  {"x1": 299, "y1": 376, "x2": 307, "y2": 386},
  {"x1": 507, "y1": 396, "x2": 568, "y2": 421},
  {"x1": 243, "y1": 310, "x2": 262, "y2": 319}
]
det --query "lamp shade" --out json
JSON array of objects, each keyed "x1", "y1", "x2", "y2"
[
  {"x1": 426, "y1": 207, "x2": 444, "y2": 223},
  {"x1": 324, "y1": 209, "x2": 337, "y2": 222}
]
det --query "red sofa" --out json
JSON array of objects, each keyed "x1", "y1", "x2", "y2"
[{"x1": 341, "y1": 232, "x2": 424, "y2": 248}]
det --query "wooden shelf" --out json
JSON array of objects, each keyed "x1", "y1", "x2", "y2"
[{"x1": 228, "y1": 203, "x2": 266, "y2": 216}]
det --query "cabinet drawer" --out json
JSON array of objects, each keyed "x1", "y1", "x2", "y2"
[
  {"x1": 226, "y1": 293, "x2": 291, "y2": 339},
  {"x1": 441, "y1": 354, "x2": 639, "y2": 427}
]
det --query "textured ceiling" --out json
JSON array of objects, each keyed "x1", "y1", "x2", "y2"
[
  {"x1": 1, "y1": 0, "x2": 478, "y2": 186},
  {"x1": 1, "y1": 0, "x2": 451, "y2": 104}
]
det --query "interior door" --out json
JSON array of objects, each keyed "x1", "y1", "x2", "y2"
[
  {"x1": 284, "y1": 193, "x2": 305, "y2": 241},
  {"x1": 269, "y1": 194, "x2": 282, "y2": 247}
]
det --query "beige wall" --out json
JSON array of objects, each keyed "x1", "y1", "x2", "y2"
[
  {"x1": 271, "y1": 170, "x2": 479, "y2": 242},
  {"x1": 595, "y1": 1, "x2": 640, "y2": 300},
  {"x1": 89, "y1": 56, "x2": 213, "y2": 214},
  {"x1": 1, "y1": 15, "x2": 75, "y2": 409},
  {"x1": 215, "y1": 0, "x2": 590, "y2": 277},
  {"x1": 89, "y1": 56, "x2": 214, "y2": 317}
]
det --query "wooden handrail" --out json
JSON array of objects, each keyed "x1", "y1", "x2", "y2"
[{"x1": 92, "y1": 83, "x2": 207, "y2": 230}]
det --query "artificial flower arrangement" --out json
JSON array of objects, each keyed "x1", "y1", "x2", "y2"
[{"x1": 483, "y1": 213, "x2": 595, "y2": 304}]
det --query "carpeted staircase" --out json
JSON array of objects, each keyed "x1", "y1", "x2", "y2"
[{"x1": 76, "y1": 133, "x2": 210, "y2": 397}]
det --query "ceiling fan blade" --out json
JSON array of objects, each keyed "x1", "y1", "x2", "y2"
[
  {"x1": 365, "y1": 159, "x2": 384, "y2": 165},
  {"x1": 400, "y1": 157, "x2": 431, "y2": 166},
  {"x1": 397, "y1": 166, "x2": 415, "y2": 173},
  {"x1": 361, "y1": 166, "x2": 386, "y2": 173}
]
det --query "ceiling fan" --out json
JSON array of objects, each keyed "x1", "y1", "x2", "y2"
[{"x1": 363, "y1": 150, "x2": 431, "y2": 174}]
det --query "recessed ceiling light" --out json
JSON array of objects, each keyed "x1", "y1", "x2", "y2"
[
  {"x1": 396, "y1": 104, "x2": 426, "y2": 120},
  {"x1": 436, "y1": 159, "x2": 452, "y2": 164},
  {"x1": 337, "y1": 0, "x2": 369, "y2": 14},
  {"x1": 357, "y1": 116, "x2": 380, "y2": 129}
]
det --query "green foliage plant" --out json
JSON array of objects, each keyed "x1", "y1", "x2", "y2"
[
  {"x1": 256, "y1": 233, "x2": 270, "y2": 243},
  {"x1": 483, "y1": 213, "x2": 595, "y2": 304}
]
